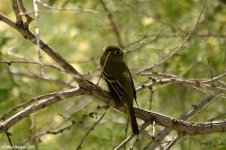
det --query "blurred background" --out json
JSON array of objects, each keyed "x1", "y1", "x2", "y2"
[{"x1": 0, "y1": 0, "x2": 225, "y2": 149}]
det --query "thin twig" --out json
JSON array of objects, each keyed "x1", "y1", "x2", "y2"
[
  {"x1": 22, "y1": 114, "x2": 78, "y2": 144},
  {"x1": 125, "y1": 32, "x2": 226, "y2": 48},
  {"x1": 5, "y1": 131, "x2": 14, "y2": 150},
  {"x1": 136, "y1": 77, "x2": 226, "y2": 97},
  {"x1": 148, "y1": 95, "x2": 216, "y2": 149},
  {"x1": 28, "y1": 114, "x2": 38, "y2": 148},
  {"x1": 119, "y1": 0, "x2": 177, "y2": 32},
  {"x1": 114, "y1": 135, "x2": 134, "y2": 150},
  {"x1": 139, "y1": 71, "x2": 226, "y2": 96},
  {"x1": 33, "y1": 0, "x2": 45, "y2": 78},
  {"x1": 114, "y1": 121, "x2": 152, "y2": 150},
  {"x1": 0, "y1": 60, "x2": 63, "y2": 72},
  {"x1": 0, "y1": 88, "x2": 79, "y2": 121},
  {"x1": 141, "y1": 71, "x2": 226, "y2": 84},
  {"x1": 0, "y1": 12, "x2": 87, "y2": 86},
  {"x1": 100, "y1": 0, "x2": 123, "y2": 47},
  {"x1": 136, "y1": 0, "x2": 207, "y2": 74},
  {"x1": 76, "y1": 112, "x2": 107, "y2": 150},
  {"x1": 10, "y1": 71, "x2": 74, "y2": 87},
  {"x1": 18, "y1": 0, "x2": 33, "y2": 28},
  {"x1": 11, "y1": 0, "x2": 23, "y2": 24},
  {"x1": 37, "y1": 0, "x2": 103, "y2": 14},
  {"x1": 164, "y1": 134, "x2": 183, "y2": 150},
  {"x1": 96, "y1": 52, "x2": 111, "y2": 85}
]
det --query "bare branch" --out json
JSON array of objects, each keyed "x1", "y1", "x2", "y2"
[
  {"x1": 164, "y1": 134, "x2": 183, "y2": 150},
  {"x1": 126, "y1": 32, "x2": 226, "y2": 48},
  {"x1": 76, "y1": 112, "x2": 106, "y2": 150},
  {"x1": 114, "y1": 135, "x2": 134, "y2": 150},
  {"x1": 23, "y1": 115, "x2": 78, "y2": 144},
  {"x1": 0, "y1": 60, "x2": 63, "y2": 72},
  {"x1": 0, "y1": 86, "x2": 225, "y2": 136},
  {"x1": 0, "y1": 87, "x2": 82, "y2": 132},
  {"x1": 137, "y1": 78, "x2": 226, "y2": 98},
  {"x1": 0, "y1": 85, "x2": 78, "y2": 121},
  {"x1": 119, "y1": 0, "x2": 177, "y2": 32},
  {"x1": 37, "y1": 0, "x2": 103, "y2": 14},
  {"x1": 148, "y1": 95, "x2": 217, "y2": 149},
  {"x1": 100, "y1": 0, "x2": 123, "y2": 47},
  {"x1": 135, "y1": 108, "x2": 226, "y2": 135},
  {"x1": 138, "y1": 72, "x2": 226, "y2": 97},
  {"x1": 0, "y1": 12, "x2": 88, "y2": 87},
  {"x1": 136, "y1": 0, "x2": 207, "y2": 74},
  {"x1": 113, "y1": 116, "x2": 156, "y2": 149},
  {"x1": 141, "y1": 71, "x2": 226, "y2": 84},
  {"x1": 33, "y1": 0, "x2": 46, "y2": 79},
  {"x1": 18, "y1": 0, "x2": 33, "y2": 27},
  {"x1": 11, "y1": 0, "x2": 23, "y2": 24},
  {"x1": 11, "y1": 71, "x2": 74, "y2": 86},
  {"x1": 0, "y1": 13, "x2": 17, "y2": 27},
  {"x1": 5, "y1": 131, "x2": 14, "y2": 150}
]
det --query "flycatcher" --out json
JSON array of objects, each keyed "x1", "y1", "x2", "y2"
[{"x1": 100, "y1": 45, "x2": 139, "y2": 134}]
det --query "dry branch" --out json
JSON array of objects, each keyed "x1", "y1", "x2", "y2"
[
  {"x1": 0, "y1": 87, "x2": 225, "y2": 135},
  {"x1": 0, "y1": 88, "x2": 83, "y2": 133}
]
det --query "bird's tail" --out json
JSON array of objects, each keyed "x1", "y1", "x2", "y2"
[{"x1": 128, "y1": 106, "x2": 139, "y2": 135}]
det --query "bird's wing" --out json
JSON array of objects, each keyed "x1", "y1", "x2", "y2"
[
  {"x1": 122, "y1": 64, "x2": 138, "y2": 107},
  {"x1": 103, "y1": 71, "x2": 125, "y2": 107}
]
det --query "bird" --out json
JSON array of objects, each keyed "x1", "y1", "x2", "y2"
[{"x1": 100, "y1": 45, "x2": 139, "y2": 134}]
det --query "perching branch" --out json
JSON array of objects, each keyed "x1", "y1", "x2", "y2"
[{"x1": 0, "y1": 87, "x2": 225, "y2": 135}]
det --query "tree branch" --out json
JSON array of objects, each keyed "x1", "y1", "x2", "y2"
[
  {"x1": 18, "y1": 0, "x2": 33, "y2": 27},
  {"x1": 76, "y1": 112, "x2": 106, "y2": 150},
  {"x1": 11, "y1": 0, "x2": 23, "y2": 24},
  {"x1": 135, "y1": 108, "x2": 226, "y2": 135},
  {"x1": 136, "y1": 0, "x2": 207, "y2": 74},
  {"x1": 0, "y1": 88, "x2": 83, "y2": 132},
  {"x1": 137, "y1": 73, "x2": 226, "y2": 97},
  {"x1": 148, "y1": 95, "x2": 217, "y2": 149},
  {"x1": 0, "y1": 87, "x2": 225, "y2": 135},
  {"x1": 5, "y1": 131, "x2": 14, "y2": 150},
  {"x1": 100, "y1": 0, "x2": 124, "y2": 47},
  {"x1": 0, "y1": 12, "x2": 88, "y2": 87},
  {"x1": 37, "y1": 0, "x2": 103, "y2": 14}
]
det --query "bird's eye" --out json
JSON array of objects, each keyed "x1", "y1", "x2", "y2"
[{"x1": 115, "y1": 51, "x2": 120, "y2": 55}]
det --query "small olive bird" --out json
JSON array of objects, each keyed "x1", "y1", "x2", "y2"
[{"x1": 100, "y1": 45, "x2": 139, "y2": 134}]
